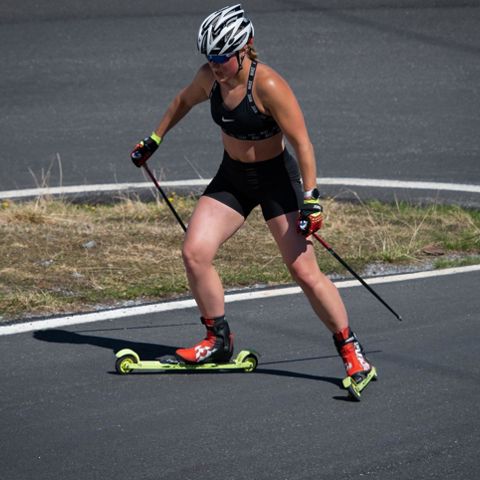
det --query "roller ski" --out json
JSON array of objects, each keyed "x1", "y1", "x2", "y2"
[
  {"x1": 334, "y1": 327, "x2": 378, "y2": 401},
  {"x1": 115, "y1": 315, "x2": 259, "y2": 374},
  {"x1": 115, "y1": 348, "x2": 259, "y2": 374}
]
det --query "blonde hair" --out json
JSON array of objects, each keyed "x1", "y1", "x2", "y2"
[{"x1": 247, "y1": 44, "x2": 258, "y2": 61}]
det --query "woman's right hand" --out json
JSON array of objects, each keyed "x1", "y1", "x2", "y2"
[{"x1": 131, "y1": 132, "x2": 162, "y2": 167}]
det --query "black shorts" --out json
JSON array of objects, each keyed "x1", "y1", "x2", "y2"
[{"x1": 203, "y1": 149, "x2": 303, "y2": 221}]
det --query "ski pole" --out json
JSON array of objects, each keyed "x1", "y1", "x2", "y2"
[
  {"x1": 141, "y1": 165, "x2": 401, "y2": 320},
  {"x1": 312, "y1": 233, "x2": 402, "y2": 321},
  {"x1": 142, "y1": 163, "x2": 187, "y2": 233}
]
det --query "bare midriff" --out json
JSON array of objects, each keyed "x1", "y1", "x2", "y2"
[{"x1": 221, "y1": 131, "x2": 285, "y2": 163}]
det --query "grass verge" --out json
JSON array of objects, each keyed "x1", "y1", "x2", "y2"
[{"x1": 0, "y1": 195, "x2": 479, "y2": 322}]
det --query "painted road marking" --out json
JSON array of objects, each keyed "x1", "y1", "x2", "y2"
[
  {"x1": 1, "y1": 177, "x2": 480, "y2": 200},
  {"x1": 1, "y1": 264, "x2": 479, "y2": 336}
]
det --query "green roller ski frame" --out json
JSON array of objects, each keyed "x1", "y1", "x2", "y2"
[
  {"x1": 115, "y1": 348, "x2": 259, "y2": 375},
  {"x1": 342, "y1": 366, "x2": 378, "y2": 401}
]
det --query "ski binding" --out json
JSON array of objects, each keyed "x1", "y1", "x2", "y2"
[
  {"x1": 115, "y1": 348, "x2": 259, "y2": 375},
  {"x1": 342, "y1": 366, "x2": 378, "y2": 401}
]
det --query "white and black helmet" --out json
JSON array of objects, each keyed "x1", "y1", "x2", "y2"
[{"x1": 197, "y1": 4, "x2": 254, "y2": 55}]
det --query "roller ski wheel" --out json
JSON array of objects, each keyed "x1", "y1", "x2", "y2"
[
  {"x1": 242, "y1": 353, "x2": 258, "y2": 372},
  {"x1": 342, "y1": 366, "x2": 378, "y2": 401},
  {"x1": 114, "y1": 348, "x2": 259, "y2": 374},
  {"x1": 115, "y1": 350, "x2": 140, "y2": 375}
]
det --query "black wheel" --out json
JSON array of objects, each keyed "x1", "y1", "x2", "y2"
[
  {"x1": 115, "y1": 355, "x2": 137, "y2": 375},
  {"x1": 347, "y1": 386, "x2": 361, "y2": 401}
]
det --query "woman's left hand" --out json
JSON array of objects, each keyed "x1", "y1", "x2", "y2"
[{"x1": 297, "y1": 199, "x2": 323, "y2": 236}]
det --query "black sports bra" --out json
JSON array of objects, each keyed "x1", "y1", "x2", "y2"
[{"x1": 210, "y1": 61, "x2": 282, "y2": 141}]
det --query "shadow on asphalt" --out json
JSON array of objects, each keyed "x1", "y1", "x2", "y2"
[
  {"x1": 255, "y1": 367, "x2": 342, "y2": 387},
  {"x1": 33, "y1": 329, "x2": 381, "y2": 400},
  {"x1": 33, "y1": 328, "x2": 178, "y2": 359}
]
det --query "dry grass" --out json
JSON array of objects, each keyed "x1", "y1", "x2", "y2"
[{"x1": 0, "y1": 195, "x2": 479, "y2": 321}]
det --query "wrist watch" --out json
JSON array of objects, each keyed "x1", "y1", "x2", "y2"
[{"x1": 304, "y1": 187, "x2": 320, "y2": 200}]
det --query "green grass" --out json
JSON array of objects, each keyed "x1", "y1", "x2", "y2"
[
  {"x1": 0, "y1": 196, "x2": 478, "y2": 321},
  {"x1": 434, "y1": 255, "x2": 480, "y2": 269}
]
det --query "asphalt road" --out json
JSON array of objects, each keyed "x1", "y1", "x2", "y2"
[
  {"x1": 1, "y1": 2, "x2": 479, "y2": 479},
  {"x1": 1, "y1": 270, "x2": 479, "y2": 479},
  {"x1": 1, "y1": 0, "x2": 480, "y2": 194}
]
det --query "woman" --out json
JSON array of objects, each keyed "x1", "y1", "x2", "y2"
[{"x1": 131, "y1": 4, "x2": 373, "y2": 383}]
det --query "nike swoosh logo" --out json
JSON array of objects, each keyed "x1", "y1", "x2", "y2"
[{"x1": 222, "y1": 116, "x2": 235, "y2": 122}]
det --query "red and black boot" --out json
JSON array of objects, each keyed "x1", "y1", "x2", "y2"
[
  {"x1": 333, "y1": 327, "x2": 372, "y2": 382},
  {"x1": 175, "y1": 315, "x2": 234, "y2": 364}
]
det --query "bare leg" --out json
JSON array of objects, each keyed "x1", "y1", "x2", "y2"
[
  {"x1": 267, "y1": 211, "x2": 349, "y2": 333},
  {"x1": 182, "y1": 196, "x2": 245, "y2": 318}
]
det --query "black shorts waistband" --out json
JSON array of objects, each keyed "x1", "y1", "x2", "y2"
[
  {"x1": 223, "y1": 149, "x2": 290, "y2": 170},
  {"x1": 221, "y1": 149, "x2": 297, "y2": 175}
]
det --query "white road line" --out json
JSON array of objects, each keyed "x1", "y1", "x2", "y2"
[
  {"x1": 1, "y1": 264, "x2": 479, "y2": 336},
  {"x1": 320, "y1": 178, "x2": 480, "y2": 193},
  {"x1": 0, "y1": 180, "x2": 207, "y2": 200},
  {"x1": 1, "y1": 177, "x2": 480, "y2": 200}
]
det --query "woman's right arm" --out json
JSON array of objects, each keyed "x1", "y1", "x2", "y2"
[
  {"x1": 131, "y1": 64, "x2": 212, "y2": 167},
  {"x1": 153, "y1": 64, "x2": 212, "y2": 139}
]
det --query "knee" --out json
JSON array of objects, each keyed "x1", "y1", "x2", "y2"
[
  {"x1": 182, "y1": 240, "x2": 213, "y2": 273},
  {"x1": 288, "y1": 261, "x2": 321, "y2": 291}
]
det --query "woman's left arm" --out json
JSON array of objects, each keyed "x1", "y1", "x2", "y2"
[{"x1": 258, "y1": 69, "x2": 317, "y2": 191}]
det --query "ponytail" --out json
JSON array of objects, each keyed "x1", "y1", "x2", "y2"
[{"x1": 247, "y1": 44, "x2": 258, "y2": 61}]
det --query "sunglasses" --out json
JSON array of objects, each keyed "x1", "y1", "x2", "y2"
[{"x1": 206, "y1": 52, "x2": 235, "y2": 64}]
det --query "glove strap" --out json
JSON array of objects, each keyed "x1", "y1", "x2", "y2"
[
  {"x1": 150, "y1": 132, "x2": 162, "y2": 145},
  {"x1": 302, "y1": 198, "x2": 323, "y2": 213}
]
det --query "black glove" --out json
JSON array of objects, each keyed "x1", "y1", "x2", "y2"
[{"x1": 131, "y1": 132, "x2": 162, "y2": 167}]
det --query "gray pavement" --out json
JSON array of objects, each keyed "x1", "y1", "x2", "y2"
[
  {"x1": 1, "y1": 270, "x2": 479, "y2": 479},
  {"x1": 1, "y1": 1, "x2": 480, "y2": 196},
  {"x1": 1, "y1": 3, "x2": 480, "y2": 479}
]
